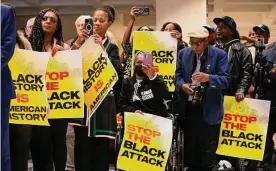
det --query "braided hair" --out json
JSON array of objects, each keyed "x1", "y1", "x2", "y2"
[
  {"x1": 29, "y1": 8, "x2": 64, "y2": 52},
  {"x1": 96, "y1": 4, "x2": 116, "y2": 23}
]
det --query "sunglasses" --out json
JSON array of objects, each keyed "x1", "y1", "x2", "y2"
[{"x1": 42, "y1": 16, "x2": 57, "y2": 24}]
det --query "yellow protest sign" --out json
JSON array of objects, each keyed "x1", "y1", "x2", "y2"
[
  {"x1": 133, "y1": 31, "x2": 177, "y2": 92},
  {"x1": 47, "y1": 50, "x2": 84, "y2": 119},
  {"x1": 216, "y1": 96, "x2": 271, "y2": 160},
  {"x1": 80, "y1": 37, "x2": 118, "y2": 118},
  {"x1": 9, "y1": 49, "x2": 50, "y2": 126},
  {"x1": 117, "y1": 112, "x2": 173, "y2": 171}
]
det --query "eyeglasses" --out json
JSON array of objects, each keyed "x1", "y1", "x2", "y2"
[
  {"x1": 189, "y1": 40, "x2": 204, "y2": 46},
  {"x1": 42, "y1": 16, "x2": 57, "y2": 23}
]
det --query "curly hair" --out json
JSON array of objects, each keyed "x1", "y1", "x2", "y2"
[
  {"x1": 29, "y1": 8, "x2": 64, "y2": 52},
  {"x1": 96, "y1": 4, "x2": 116, "y2": 23}
]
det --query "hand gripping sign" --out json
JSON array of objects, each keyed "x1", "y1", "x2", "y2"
[
  {"x1": 117, "y1": 112, "x2": 173, "y2": 171},
  {"x1": 80, "y1": 37, "x2": 118, "y2": 118},
  {"x1": 9, "y1": 49, "x2": 50, "y2": 126},
  {"x1": 216, "y1": 96, "x2": 271, "y2": 160}
]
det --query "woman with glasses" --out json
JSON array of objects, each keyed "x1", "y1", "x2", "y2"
[{"x1": 29, "y1": 8, "x2": 69, "y2": 171}]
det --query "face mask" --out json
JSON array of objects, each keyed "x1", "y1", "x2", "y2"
[{"x1": 134, "y1": 65, "x2": 147, "y2": 77}]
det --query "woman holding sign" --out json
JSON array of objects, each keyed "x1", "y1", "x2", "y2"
[
  {"x1": 9, "y1": 33, "x2": 33, "y2": 171},
  {"x1": 29, "y1": 8, "x2": 70, "y2": 171},
  {"x1": 70, "y1": 4, "x2": 123, "y2": 171}
]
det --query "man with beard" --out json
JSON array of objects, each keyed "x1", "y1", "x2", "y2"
[{"x1": 214, "y1": 16, "x2": 254, "y2": 170}]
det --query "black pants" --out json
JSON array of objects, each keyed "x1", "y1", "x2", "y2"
[
  {"x1": 262, "y1": 109, "x2": 276, "y2": 166},
  {"x1": 30, "y1": 119, "x2": 68, "y2": 171},
  {"x1": 10, "y1": 124, "x2": 32, "y2": 171},
  {"x1": 184, "y1": 102, "x2": 220, "y2": 171},
  {"x1": 74, "y1": 126, "x2": 110, "y2": 171},
  {"x1": 1, "y1": 100, "x2": 11, "y2": 171}
]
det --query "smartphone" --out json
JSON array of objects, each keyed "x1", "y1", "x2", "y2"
[
  {"x1": 137, "y1": 7, "x2": 149, "y2": 16},
  {"x1": 143, "y1": 53, "x2": 153, "y2": 65},
  {"x1": 85, "y1": 18, "x2": 93, "y2": 36}
]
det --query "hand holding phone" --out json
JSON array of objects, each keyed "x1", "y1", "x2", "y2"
[
  {"x1": 143, "y1": 53, "x2": 153, "y2": 65},
  {"x1": 136, "y1": 7, "x2": 149, "y2": 16},
  {"x1": 85, "y1": 18, "x2": 93, "y2": 36}
]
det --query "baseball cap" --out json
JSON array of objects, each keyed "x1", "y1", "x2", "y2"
[
  {"x1": 187, "y1": 27, "x2": 209, "y2": 38},
  {"x1": 213, "y1": 16, "x2": 237, "y2": 31},
  {"x1": 203, "y1": 25, "x2": 216, "y2": 33},
  {"x1": 253, "y1": 24, "x2": 270, "y2": 35}
]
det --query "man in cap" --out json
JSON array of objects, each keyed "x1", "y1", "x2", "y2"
[
  {"x1": 214, "y1": 16, "x2": 254, "y2": 170},
  {"x1": 253, "y1": 24, "x2": 270, "y2": 45},
  {"x1": 175, "y1": 27, "x2": 230, "y2": 171},
  {"x1": 214, "y1": 16, "x2": 253, "y2": 102},
  {"x1": 203, "y1": 25, "x2": 216, "y2": 45}
]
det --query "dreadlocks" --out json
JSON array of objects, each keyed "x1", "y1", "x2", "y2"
[{"x1": 29, "y1": 8, "x2": 64, "y2": 52}]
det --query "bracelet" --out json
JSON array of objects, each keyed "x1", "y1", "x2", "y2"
[{"x1": 73, "y1": 42, "x2": 81, "y2": 48}]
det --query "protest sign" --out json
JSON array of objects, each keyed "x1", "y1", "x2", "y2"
[
  {"x1": 133, "y1": 31, "x2": 177, "y2": 92},
  {"x1": 216, "y1": 96, "x2": 271, "y2": 160},
  {"x1": 80, "y1": 37, "x2": 118, "y2": 118},
  {"x1": 47, "y1": 50, "x2": 84, "y2": 119},
  {"x1": 117, "y1": 112, "x2": 173, "y2": 171},
  {"x1": 9, "y1": 49, "x2": 50, "y2": 126}
]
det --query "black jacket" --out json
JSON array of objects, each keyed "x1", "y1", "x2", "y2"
[
  {"x1": 221, "y1": 39, "x2": 253, "y2": 95},
  {"x1": 119, "y1": 75, "x2": 169, "y2": 117},
  {"x1": 105, "y1": 41, "x2": 124, "y2": 112}
]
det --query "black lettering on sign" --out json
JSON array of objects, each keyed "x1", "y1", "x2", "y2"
[
  {"x1": 121, "y1": 150, "x2": 129, "y2": 158},
  {"x1": 13, "y1": 74, "x2": 44, "y2": 91},
  {"x1": 220, "y1": 138, "x2": 262, "y2": 150},
  {"x1": 151, "y1": 50, "x2": 173, "y2": 58},
  {"x1": 49, "y1": 101, "x2": 81, "y2": 110},
  {"x1": 89, "y1": 73, "x2": 117, "y2": 111},
  {"x1": 121, "y1": 144, "x2": 165, "y2": 168},
  {"x1": 14, "y1": 74, "x2": 43, "y2": 84},
  {"x1": 49, "y1": 91, "x2": 80, "y2": 101},
  {"x1": 10, "y1": 106, "x2": 47, "y2": 113},
  {"x1": 9, "y1": 112, "x2": 47, "y2": 121},
  {"x1": 152, "y1": 50, "x2": 175, "y2": 64},
  {"x1": 123, "y1": 140, "x2": 166, "y2": 159},
  {"x1": 13, "y1": 83, "x2": 44, "y2": 91},
  {"x1": 222, "y1": 130, "x2": 263, "y2": 142},
  {"x1": 134, "y1": 50, "x2": 175, "y2": 64},
  {"x1": 83, "y1": 54, "x2": 108, "y2": 93}
]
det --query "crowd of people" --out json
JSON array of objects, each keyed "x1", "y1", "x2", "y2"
[{"x1": 1, "y1": 3, "x2": 276, "y2": 171}]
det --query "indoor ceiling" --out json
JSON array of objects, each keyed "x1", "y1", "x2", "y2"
[{"x1": 3, "y1": 0, "x2": 276, "y2": 40}]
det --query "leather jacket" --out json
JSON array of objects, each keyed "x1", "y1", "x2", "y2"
[{"x1": 220, "y1": 39, "x2": 253, "y2": 95}]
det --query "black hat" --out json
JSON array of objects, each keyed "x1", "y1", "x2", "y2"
[
  {"x1": 203, "y1": 25, "x2": 216, "y2": 33},
  {"x1": 253, "y1": 24, "x2": 270, "y2": 35},
  {"x1": 213, "y1": 16, "x2": 237, "y2": 31}
]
